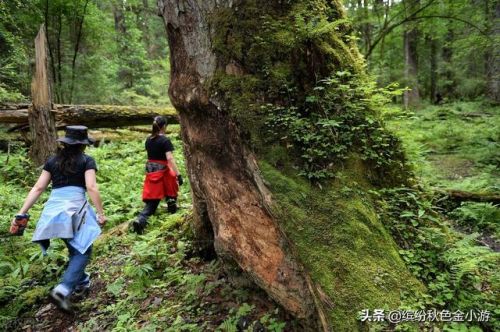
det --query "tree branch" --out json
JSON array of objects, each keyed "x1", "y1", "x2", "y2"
[
  {"x1": 69, "y1": 0, "x2": 90, "y2": 104},
  {"x1": 366, "y1": 11, "x2": 490, "y2": 58},
  {"x1": 365, "y1": 0, "x2": 437, "y2": 58}
]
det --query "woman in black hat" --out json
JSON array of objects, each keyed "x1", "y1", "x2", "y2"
[{"x1": 9, "y1": 125, "x2": 106, "y2": 313}]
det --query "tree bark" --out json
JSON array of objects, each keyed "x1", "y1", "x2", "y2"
[
  {"x1": 442, "y1": 28, "x2": 454, "y2": 100},
  {"x1": 158, "y1": 1, "x2": 325, "y2": 329},
  {"x1": 0, "y1": 104, "x2": 178, "y2": 129},
  {"x1": 403, "y1": 0, "x2": 420, "y2": 109},
  {"x1": 428, "y1": 36, "x2": 438, "y2": 104},
  {"x1": 29, "y1": 24, "x2": 57, "y2": 166},
  {"x1": 69, "y1": 0, "x2": 90, "y2": 104},
  {"x1": 158, "y1": 1, "x2": 421, "y2": 330},
  {"x1": 486, "y1": 0, "x2": 499, "y2": 103},
  {"x1": 443, "y1": 189, "x2": 500, "y2": 204}
]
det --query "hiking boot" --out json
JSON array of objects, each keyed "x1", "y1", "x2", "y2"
[
  {"x1": 72, "y1": 281, "x2": 91, "y2": 301},
  {"x1": 49, "y1": 289, "x2": 73, "y2": 313},
  {"x1": 166, "y1": 198, "x2": 177, "y2": 214},
  {"x1": 131, "y1": 219, "x2": 147, "y2": 234}
]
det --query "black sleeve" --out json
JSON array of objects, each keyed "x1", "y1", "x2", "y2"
[
  {"x1": 43, "y1": 156, "x2": 56, "y2": 174},
  {"x1": 85, "y1": 156, "x2": 98, "y2": 172},
  {"x1": 163, "y1": 137, "x2": 174, "y2": 153}
]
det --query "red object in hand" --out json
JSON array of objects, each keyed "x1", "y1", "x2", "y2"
[{"x1": 11, "y1": 214, "x2": 30, "y2": 236}]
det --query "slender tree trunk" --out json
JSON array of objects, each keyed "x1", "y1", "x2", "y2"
[
  {"x1": 56, "y1": 9, "x2": 63, "y2": 103},
  {"x1": 140, "y1": 0, "x2": 153, "y2": 56},
  {"x1": 362, "y1": 0, "x2": 372, "y2": 55},
  {"x1": 44, "y1": 0, "x2": 57, "y2": 99},
  {"x1": 486, "y1": 0, "x2": 499, "y2": 103},
  {"x1": 29, "y1": 25, "x2": 57, "y2": 166},
  {"x1": 69, "y1": 0, "x2": 90, "y2": 104},
  {"x1": 403, "y1": 0, "x2": 420, "y2": 109},
  {"x1": 428, "y1": 36, "x2": 438, "y2": 104},
  {"x1": 442, "y1": 29, "x2": 454, "y2": 100}
]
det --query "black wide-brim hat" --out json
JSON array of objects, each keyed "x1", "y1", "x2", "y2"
[{"x1": 57, "y1": 125, "x2": 95, "y2": 145}]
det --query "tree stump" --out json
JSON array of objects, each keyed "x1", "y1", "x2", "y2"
[{"x1": 29, "y1": 24, "x2": 57, "y2": 166}]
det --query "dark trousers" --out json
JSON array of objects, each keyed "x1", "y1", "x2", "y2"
[
  {"x1": 138, "y1": 197, "x2": 177, "y2": 224},
  {"x1": 138, "y1": 199, "x2": 161, "y2": 223}
]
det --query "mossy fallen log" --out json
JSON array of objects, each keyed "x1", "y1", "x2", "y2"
[
  {"x1": 0, "y1": 104, "x2": 178, "y2": 129},
  {"x1": 442, "y1": 189, "x2": 500, "y2": 204}
]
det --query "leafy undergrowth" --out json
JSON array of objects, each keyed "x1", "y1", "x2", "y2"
[
  {"x1": 384, "y1": 101, "x2": 499, "y2": 193},
  {"x1": 0, "y1": 127, "x2": 293, "y2": 331},
  {"x1": 385, "y1": 101, "x2": 499, "y2": 247}
]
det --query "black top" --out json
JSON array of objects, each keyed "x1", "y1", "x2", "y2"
[
  {"x1": 145, "y1": 135, "x2": 174, "y2": 161},
  {"x1": 43, "y1": 154, "x2": 98, "y2": 189}
]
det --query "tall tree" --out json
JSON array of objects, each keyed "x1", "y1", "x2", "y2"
[
  {"x1": 403, "y1": 0, "x2": 421, "y2": 108},
  {"x1": 486, "y1": 0, "x2": 499, "y2": 103},
  {"x1": 158, "y1": 0, "x2": 422, "y2": 329},
  {"x1": 428, "y1": 35, "x2": 438, "y2": 103}
]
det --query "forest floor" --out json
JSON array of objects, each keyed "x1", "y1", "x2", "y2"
[
  {"x1": 385, "y1": 101, "x2": 499, "y2": 193},
  {"x1": 385, "y1": 101, "x2": 499, "y2": 251},
  {"x1": 0, "y1": 129, "x2": 295, "y2": 331},
  {"x1": 0, "y1": 101, "x2": 498, "y2": 331}
]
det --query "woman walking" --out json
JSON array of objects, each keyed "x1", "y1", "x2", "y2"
[
  {"x1": 9, "y1": 126, "x2": 106, "y2": 312},
  {"x1": 132, "y1": 116, "x2": 183, "y2": 234}
]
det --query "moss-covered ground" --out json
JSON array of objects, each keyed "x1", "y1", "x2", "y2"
[{"x1": 260, "y1": 159, "x2": 425, "y2": 331}]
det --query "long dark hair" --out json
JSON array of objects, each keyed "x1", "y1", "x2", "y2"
[
  {"x1": 56, "y1": 143, "x2": 86, "y2": 175},
  {"x1": 151, "y1": 116, "x2": 166, "y2": 139}
]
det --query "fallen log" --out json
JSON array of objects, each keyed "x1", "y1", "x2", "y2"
[
  {"x1": 0, "y1": 104, "x2": 178, "y2": 129},
  {"x1": 444, "y1": 189, "x2": 500, "y2": 204}
]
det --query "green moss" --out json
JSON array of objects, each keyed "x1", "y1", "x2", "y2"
[
  {"x1": 19, "y1": 286, "x2": 49, "y2": 306},
  {"x1": 208, "y1": 0, "x2": 364, "y2": 116},
  {"x1": 208, "y1": 2, "x2": 421, "y2": 328},
  {"x1": 260, "y1": 161, "x2": 425, "y2": 331}
]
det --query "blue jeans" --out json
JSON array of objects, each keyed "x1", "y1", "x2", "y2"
[{"x1": 53, "y1": 240, "x2": 92, "y2": 297}]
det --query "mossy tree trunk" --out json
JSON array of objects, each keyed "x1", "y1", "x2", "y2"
[
  {"x1": 158, "y1": 1, "x2": 324, "y2": 329},
  {"x1": 159, "y1": 1, "x2": 420, "y2": 330}
]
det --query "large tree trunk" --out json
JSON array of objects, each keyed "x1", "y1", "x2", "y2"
[
  {"x1": 0, "y1": 104, "x2": 177, "y2": 129},
  {"x1": 29, "y1": 24, "x2": 57, "y2": 166},
  {"x1": 158, "y1": 2, "x2": 323, "y2": 329},
  {"x1": 158, "y1": 1, "x2": 422, "y2": 330}
]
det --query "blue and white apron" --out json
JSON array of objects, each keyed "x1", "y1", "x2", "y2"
[{"x1": 32, "y1": 186, "x2": 101, "y2": 254}]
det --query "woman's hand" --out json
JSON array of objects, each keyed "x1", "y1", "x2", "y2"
[{"x1": 97, "y1": 214, "x2": 107, "y2": 226}]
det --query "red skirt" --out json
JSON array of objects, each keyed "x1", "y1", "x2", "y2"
[{"x1": 142, "y1": 160, "x2": 179, "y2": 200}]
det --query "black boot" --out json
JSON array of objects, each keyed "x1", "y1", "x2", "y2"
[
  {"x1": 131, "y1": 218, "x2": 147, "y2": 234},
  {"x1": 166, "y1": 198, "x2": 177, "y2": 214}
]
